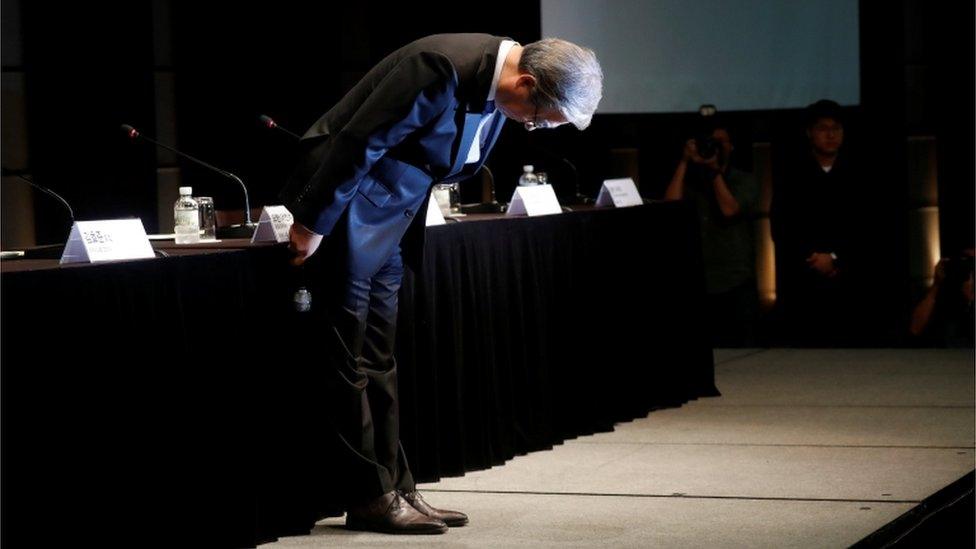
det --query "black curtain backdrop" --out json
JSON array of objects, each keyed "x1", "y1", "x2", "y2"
[{"x1": 928, "y1": 2, "x2": 976, "y2": 254}]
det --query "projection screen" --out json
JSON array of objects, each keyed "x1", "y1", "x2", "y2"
[{"x1": 541, "y1": 0, "x2": 860, "y2": 113}]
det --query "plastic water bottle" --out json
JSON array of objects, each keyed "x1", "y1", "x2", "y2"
[
  {"x1": 518, "y1": 165, "x2": 539, "y2": 186},
  {"x1": 174, "y1": 186, "x2": 200, "y2": 244}
]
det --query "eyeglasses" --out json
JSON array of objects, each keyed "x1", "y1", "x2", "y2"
[{"x1": 523, "y1": 100, "x2": 558, "y2": 131}]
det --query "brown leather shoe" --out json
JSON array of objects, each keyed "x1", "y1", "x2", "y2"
[
  {"x1": 400, "y1": 490, "x2": 469, "y2": 527},
  {"x1": 346, "y1": 491, "x2": 447, "y2": 535}
]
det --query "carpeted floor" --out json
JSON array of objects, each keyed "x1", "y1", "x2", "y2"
[{"x1": 260, "y1": 348, "x2": 975, "y2": 548}]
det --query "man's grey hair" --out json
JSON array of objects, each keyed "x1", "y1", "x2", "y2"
[{"x1": 520, "y1": 38, "x2": 603, "y2": 130}]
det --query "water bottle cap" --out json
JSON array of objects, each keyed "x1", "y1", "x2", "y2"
[
  {"x1": 179, "y1": 186, "x2": 193, "y2": 195},
  {"x1": 523, "y1": 165, "x2": 534, "y2": 172}
]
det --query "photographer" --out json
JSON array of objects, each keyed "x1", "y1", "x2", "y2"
[
  {"x1": 664, "y1": 111, "x2": 760, "y2": 347},
  {"x1": 910, "y1": 249, "x2": 975, "y2": 347}
]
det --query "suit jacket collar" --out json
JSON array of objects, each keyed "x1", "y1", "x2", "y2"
[{"x1": 467, "y1": 37, "x2": 508, "y2": 112}]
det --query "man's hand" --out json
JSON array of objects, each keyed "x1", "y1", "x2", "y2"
[
  {"x1": 682, "y1": 139, "x2": 700, "y2": 163},
  {"x1": 932, "y1": 259, "x2": 947, "y2": 288},
  {"x1": 288, "y1": 222, "x2": 323, "y2": 266},
  {"x1": 806, "y1": 252, "x2": 838, "y2": 277}
]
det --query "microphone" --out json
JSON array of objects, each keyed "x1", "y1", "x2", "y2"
[
  {"x1": 2, "y1": 169, "x2": 75, "y2": 223},
  {"x1": 121, "y1": 124, "x2": 256, "y2": 230},
  {"x1": 1, "y1": 168, "x2": 74, "y2": 258},
  {"x1": 256, "y1": 115, "x2": 312, "y2": 299},
  {"x1": 480, "y1": 165, "x2": 497, "y2": 204},
  {"x1": 532, "y1": 146, "x2": 590, "y2": 205},
  {"x1": 258, "y1": 115, "x2": 301, "y2": 140},
  {"x1": 559, "y1": 156, "x2": 592, "y2": 205}
]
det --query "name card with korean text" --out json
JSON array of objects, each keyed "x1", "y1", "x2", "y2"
[
  {"x1": 595, "y1": 178, "x2": 643, "y2": 208},
  {"x1": 251, "y1": 206, "x2": 294, "y2": 243},
  {"x1": 425, "y1": 197, "x2": 446, "y2": 226},
  {"x1": 506, "y1": 184, "x2": 562, "y2": 216},
  {"x1": 59, "y1": 219, "x2": 154, "y2": 265}
]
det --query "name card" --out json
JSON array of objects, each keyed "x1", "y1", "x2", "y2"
[
  {"x1": 60, "y1": 219, "x2": 154, "y2": 265},
  {"x1": 425, "y1": 196, "x2": 446, "y2": 226},
  {"x1": 506, "y1": 184, "x2": 562, "y2": 217},
  {"x1": 251, "y1": 206, "x2": 294, "y2": 243},
  {"x1": 595, "y1": 178, "x2": 643, "y2": 208}
]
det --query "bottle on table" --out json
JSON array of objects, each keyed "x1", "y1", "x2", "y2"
[
  {"x1": 174, "y1": 186, "x2": 200, "y2": 244},
  {"x1": 518, "y1": 165, "x2": 539, "y2": 186}
]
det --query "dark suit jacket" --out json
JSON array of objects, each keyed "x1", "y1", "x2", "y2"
[
  {"x1": 280, "y1": 33, "x2": 508, "y2": 277},
  {"x1": 770, "y1": 151, "x2": 868, "y2": 287}
]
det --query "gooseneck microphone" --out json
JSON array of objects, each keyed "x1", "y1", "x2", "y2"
[
  {"x1": 1, "y1": 168, "x2": 74, "y2": 258},
  {"x1": 533, "y1": 146, "x2": 589, "y2": 205},
  {"x1": 480, "y1": 165, "x2": 497, "y2": 204},
  {"x1": 121, "y1": 124, "x2": 256, "y2": 229},
  {"x1": 559, "y1": 156, "x2": 591, "y2": 205},
  {"x1": 256, "y1": 116, "x2": 311, "y2": 302},
  {"x1": 2, "y1": 169, "x2": 76, "y2": 223},
  {"x1": 258, "y1": 115, "x2": 302, "y2": 140}
]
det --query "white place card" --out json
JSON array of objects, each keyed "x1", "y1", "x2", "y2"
[
  {"x1": 59, "y1": 219, "x2": 154, "y2": 265},
  {"x1": 595, "y1": 178, "x2": 643, "y2": 208},
  {"x1": 251, "y1": 206, "x2": 294, "y2": 243},
  {"x1": 425, "y1": 196, "x2": 446, "y2": 226},
  {"x1": 506, "y1": 184, "x2": 562, "y2": 217}
]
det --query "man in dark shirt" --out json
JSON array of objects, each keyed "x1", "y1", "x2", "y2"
[
  {"x1": 770, "y1": 99, "x2": 869, "y2": 346},
  {"x1": 665, "y1": 114, "x2": 760, "y2": 346}
]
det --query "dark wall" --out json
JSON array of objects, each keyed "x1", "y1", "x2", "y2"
[
  {"x1": 7, "y1": 1, "x2": 542, "y2": 239},
  {"x1": 168, "y1": 2, "x2": 542, "y2": 214},
  {"x1": 925, "y1": 2, "x2": 975, "y2": 255},
  {"x1": 17, "y1": 2, "x2": 158, "y2": 244},
  {"x1": 4, "y1": 1, "x2": 972, "y2": 339}
]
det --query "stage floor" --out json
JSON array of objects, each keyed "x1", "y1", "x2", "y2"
[{"x1": 262, "y1": 348, "x2": 975, "y2": 548}]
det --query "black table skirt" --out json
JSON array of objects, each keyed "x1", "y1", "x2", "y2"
[{"x1": 1, "y1": 202, "x2": 716, "y2": 548}]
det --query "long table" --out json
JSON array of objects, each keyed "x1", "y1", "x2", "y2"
[{"x1": 1, "y1": 202, "x2": 717, "y2": 548}]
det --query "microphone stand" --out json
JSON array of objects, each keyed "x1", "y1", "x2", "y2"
[
  {"x1": 2, "y1": 169, "x2": 75, "y2": 258},
  {"x1": 561, "y1": 156, "x2": 593, "y2": 205},
  {"x1": 256, "y1": 116, "x2": 315, "y2": 308},
  {"x1": 121, "y1": 125, "x2": 257, "y2": 237},
  {"x1": 5, "y1": 171, "x2": 75, "y2": 223},
  {"x1": 460, "y1": 165, "x2": 505, "y2": 214},
  {"x1": 528, "y1": 145, "x2": 591, "y2": 205}
]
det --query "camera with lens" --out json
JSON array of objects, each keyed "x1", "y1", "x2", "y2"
[
  {"x1": 695, "y1": 134, "x2": 720, "y2": 160},
  {"x1": 693, "y1": 104, "x2": 720, "y2": 160}
]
